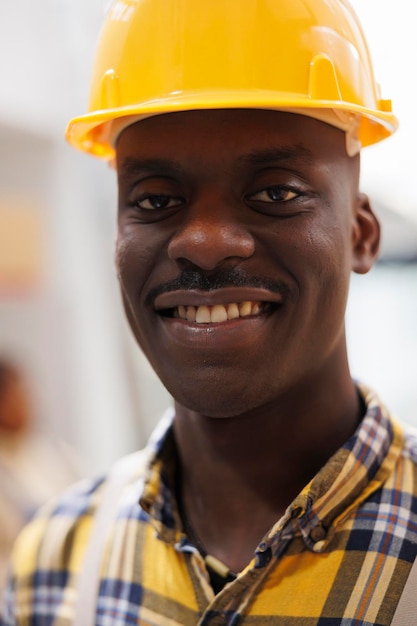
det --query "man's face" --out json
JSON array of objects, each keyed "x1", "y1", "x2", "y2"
[{"x1": 115, "y1": 109, "x2": 377, "y2": 417}]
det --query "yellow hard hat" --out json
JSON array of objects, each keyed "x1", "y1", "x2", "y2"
[{"x1": 66, "y1": 0, "x2": 398, "y2": 160}]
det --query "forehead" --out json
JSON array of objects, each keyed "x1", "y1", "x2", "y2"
[{"x1": 115, "y1": 109, "x2": 348, "y2": 174}]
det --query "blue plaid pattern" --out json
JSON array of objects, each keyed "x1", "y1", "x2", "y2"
[{"x1": 2, "y1": 386, "x2": 417, "y2": 625}]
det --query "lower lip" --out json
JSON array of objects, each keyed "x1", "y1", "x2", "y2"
[{"x1": 158, "y1": 312, "x2": 271, "y2": 350}]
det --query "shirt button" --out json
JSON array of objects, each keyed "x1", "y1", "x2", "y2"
[
  {"x1": 258, "y1": 541, "x2": 269, "y2": 552},
  {"x1": 310, "y1": 525, "x2": 326, "y2": 543},
  {"x1": 312, "y1": 539, "x2": 327, "y2": 553}
]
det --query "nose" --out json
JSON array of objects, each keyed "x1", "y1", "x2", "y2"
[{"x1": 167, "y1": 198, "x2": 255, "y2": 271}]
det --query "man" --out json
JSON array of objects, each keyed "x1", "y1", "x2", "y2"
[{"x1": 2, "y1": 1, "x2": 417, "y2": 625}]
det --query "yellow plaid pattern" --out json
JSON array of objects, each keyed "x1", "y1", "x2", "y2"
[{"x1": 2, "y1": 384, "x2": 417, "y2": 625}]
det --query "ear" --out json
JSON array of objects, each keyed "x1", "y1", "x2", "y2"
[{"x1": 351, "y1": 193, "x2": 380, "y2": 275}]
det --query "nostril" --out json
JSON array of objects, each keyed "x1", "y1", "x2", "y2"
[{"x1": 173, "y1": 258, "x2": 203, "y2": 273}]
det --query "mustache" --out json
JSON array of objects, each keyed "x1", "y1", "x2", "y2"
[{"x1": 146, "y1": 268, "x2": 289, "y2": 305}]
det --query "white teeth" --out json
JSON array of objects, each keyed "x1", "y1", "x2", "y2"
[
  {"x1": 227, "y1": 303, "x2": 240, "y2": 319},
  {"x1": 239, "y1": 301, "x2": 252, "y2": 317},
  {"x1": 211, "y1": 305, "x2": 228, "y2": 323},
  {"x1": 195, "y1": 306, "x2": 211, "y2": 323},
  {"x1": 174, "y1": 301, "x2": 265, "y2": 323},
  {"x1": 186, "y1": 306, "x2": 196, "y2": 322}
]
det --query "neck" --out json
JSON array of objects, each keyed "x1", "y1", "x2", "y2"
[{"x1": 173, "y1": 371, "x2": 364, "y2": 572}]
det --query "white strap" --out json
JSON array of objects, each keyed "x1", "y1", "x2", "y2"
[
  {"x1": 73, "y1": 410, "x2": 174, "y2": 626},
  {"x1": 73, "y1": 452, "x2": 145, "y2": 626},
  {"x1": 390, "y1": 555, "x2": 417, "y2": 625}
]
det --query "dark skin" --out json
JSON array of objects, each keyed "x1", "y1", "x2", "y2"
[{"x1": 115, "y1": 109, "x2": 380, "y2": 572}]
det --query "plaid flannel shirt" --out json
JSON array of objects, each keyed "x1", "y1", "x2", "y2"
[{"x1": 2, "y1": 383, "x2": 417, "y2": 625}]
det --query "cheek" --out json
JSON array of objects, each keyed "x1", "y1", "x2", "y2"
[
  {"x1": 264, "y1": 216, "x2": 352, "y2": 323},
  {"x1": 309, "y1": 227, "x2": 351, "y2": 278},
  {"x1": 302, "y1": 228, "x2": 353, "y2": 336},
  {"x1": 266, "y1": 213, "x2": 351, "y2": 274},
  {"x1": 115, "y1": 226, "x2": 172, "y2": 360},
  {"x1": 115, "y1": 225, "x2": 161, "y2": 291},
  {"x1": 114, "y1": 232, "x2": 130, "y2": 284},
  {"x1": 115, "y1": 229, "x2": 153, "y2": 335}
]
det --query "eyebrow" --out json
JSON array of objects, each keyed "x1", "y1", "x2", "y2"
[
  {"x1": 237, "y1": 145, "x2": 315, "y2": 168},
  {"x1": 118, "y1": 145, "x2": 315, "y2": 180},
  {"x1": 118, "y1": 157, "x2": 186, "y2": 180}
]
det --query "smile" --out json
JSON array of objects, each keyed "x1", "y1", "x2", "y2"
[
  {"x1": 172, "y1": 301, "x2": 268, "y2": 324},
  {"x1": 153, "y1": 286, "x2": 284, "y2": 327}
]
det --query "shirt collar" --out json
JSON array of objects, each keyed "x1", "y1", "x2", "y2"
[
  {"x1": 139, "y1": 407, "x2": 181, "y2": 544},
  {"x1": 139, "y1": 385, "x2": 403, "y2": 551},
  {"x1": 282, "y1": 383, "x2": 403, "y2": 551}
]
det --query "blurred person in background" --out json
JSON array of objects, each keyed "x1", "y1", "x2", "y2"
[
  {"x1": 2, "y1": 1, "x2": 417, "y2": 625},
  {"x1": 0, "y1": 359, "x2": 81, "y2": 592}
]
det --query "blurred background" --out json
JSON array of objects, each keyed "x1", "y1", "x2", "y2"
[{"x1": 0, "y1": 0, "x2": 416, "y2": 478}]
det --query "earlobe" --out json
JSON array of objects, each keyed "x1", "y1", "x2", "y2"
[{"x1": 352, "y1": 193, "x2": 380, "y2": 275}]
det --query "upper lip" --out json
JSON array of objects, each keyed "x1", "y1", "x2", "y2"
[{"x1": 153, "y1": 287, "x2": 284, "y2": 310}]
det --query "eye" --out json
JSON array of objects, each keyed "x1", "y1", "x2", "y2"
[
  {"x1": 248, "y1": 186, "x2": 299, "y2": 203},
  {"x1": 136, "y1": 194, "x2": 184, "y2": 210}
]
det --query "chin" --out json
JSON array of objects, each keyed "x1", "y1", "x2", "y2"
[{"x1": 167, "y1": 378, "x2": 266, "y2": 419}]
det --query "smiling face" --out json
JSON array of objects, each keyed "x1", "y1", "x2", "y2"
[{"x1": 115, "y1": 109, "x2": 379, "y2": 417}]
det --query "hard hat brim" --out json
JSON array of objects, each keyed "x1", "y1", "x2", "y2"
[{"x1": 66, "y1": 91, "x2": 398, "y2": 160}]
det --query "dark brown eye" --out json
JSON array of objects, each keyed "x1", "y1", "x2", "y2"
[
  {"x1": 137, "y1": 194, "x2": 183, "y2": 210},
  {"x1": 249, "y1": 187, "x2": 298, "y2": 203}
]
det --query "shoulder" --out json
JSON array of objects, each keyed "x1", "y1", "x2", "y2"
[
  {"x1": 7, "y1": 410, "x2": 175, "y2": 587},
  {"x1": 1, "y1": 407, "x2": 177, "y2": 624},
  {"x1": 9, "y1": 448, "x2": 152, "y2": 581},
  {"x1": 1, "y1": 449, "x2": 153, "y2": 624}
]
